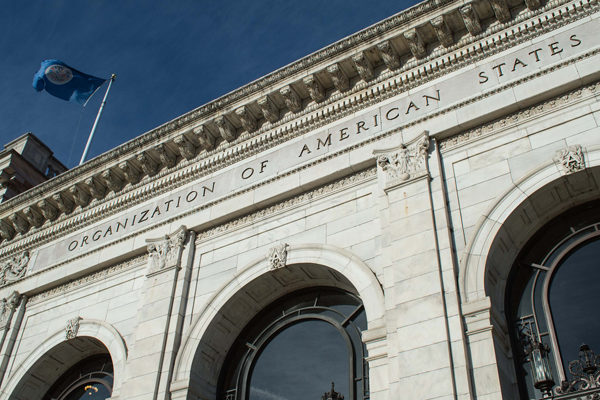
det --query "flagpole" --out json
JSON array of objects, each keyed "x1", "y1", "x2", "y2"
[{"x1": 79, "y1": 74, "x2": 116, "y2": 166}]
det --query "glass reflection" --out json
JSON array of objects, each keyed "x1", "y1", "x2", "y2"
[
  {"x1": 549, "y1": 238, "x2": 600, "y2": 375},
  {"x1": 249, "y1": 320, "x2": 349, "y2": 400},
  {"x1": 63, "y1": 382, "x2": 112, "y2": 400}
]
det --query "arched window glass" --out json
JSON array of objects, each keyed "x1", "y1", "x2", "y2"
[
  {"x1": 219, "y1": 288, "x2": 368, "y2": 400},
  {"x1": 506, "y1": 201, "x2": 600, "y2": 399},
  {"x1": 43, "y1": 354, "x2": 113, "y2": 400}
]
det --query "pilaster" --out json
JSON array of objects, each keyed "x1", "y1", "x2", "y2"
[
  {"x1": 374, "y1": 132, "x2": 467, "y2": 399},
  {"x1": 115, "y1": 226, "x2": 195, "y2": 400},
  {"x1": 0, "y1": 291, "x2": 25, "y2": 386}
]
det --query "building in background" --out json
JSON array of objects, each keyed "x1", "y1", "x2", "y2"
[{"x1": 0, "y1": 0, "x2": 599, "y2": 398}]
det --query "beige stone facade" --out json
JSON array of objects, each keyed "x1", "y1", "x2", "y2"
[{"x1": 0, "y1": 0, "x2": 599, "y2": 399}]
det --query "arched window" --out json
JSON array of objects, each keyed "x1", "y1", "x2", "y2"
[
  {"x1": 43, "y1": 354, "x2": 113, "y2": 400},
  {"x1": 507, "y1": 201, "x2": 600, "y2": 399},
  {"x1": 218, "y1": 287, "x2": 368, "y2": 400}
]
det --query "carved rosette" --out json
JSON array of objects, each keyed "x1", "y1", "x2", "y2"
[
  {"x1": 268, "y1": 243, "x2": 288, "y2": 270},
  {"x1": 65, "y1": 316, "x2": 81, "y2": 340},
  {"x1": 0, "y1": 291, "x2": 20, "y2": 330},
  {"x1": 554, "y1": 145, "x2": 585, "y2": 174},
  {"x1": 374, "y1": 132, "x2": 430, "y2": 191},
  {"x1": 0, "y1": 251, "x2": 30, "y2": 287},
  {"x1": 146, "y1": 226, "x2": 188, "y2": 275}
]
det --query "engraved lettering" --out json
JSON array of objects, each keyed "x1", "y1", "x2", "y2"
[
  {"x1": 423, "y1": 90, "x2": 441, "y2": 106},
  {"x1": 405, "y1": 101, "x2": 420, "y2": 114},
  {"x1": 81, "y1": 236, "x2": 89, "y2": 247},
  {"x1": 104, "y1": 226, "x2": 113, "y2": 237},
  {"x1": 355, "y1": 122, "x2": 367, "y2": 134},
  {"x1": 202, "y1": 182, "x2": 215, "y2": 197},
  {"x1": 317, "y1": 134, "x2": 332, "y2": 150},
  {"x1": 529, "y1": 48, "x2": 543, "y2": 62},
  {"x1": 549, "y1": 41, "x2": 563, "y2": 55},
  {"x1": 298, "y1": 144, "x2": 311, "y2": 157},
  {"x1": 478, "y1": 71, "x2": 489, "y2": 84},
  {"x1": 151, "y1": 206, "x2": 161, "y2": 218},
  {"x1": 492, "y1": 63, "x2": 506, "y2": 77},
  {"x1": 68, "y1": 241, "x2": 78, "y2": 251},
  {"x1": 186, "y1": 191, "x2": 198, "y2": 202},
  {"x1": 373, "y1": 114, "x2": 378, "y2": 127},
  {"x1": 386, "y1": 107, "x2": 399, "y2": 120},
  {"x1": 340, "y1": 127, "x2": 349, "y2": 141},
  {"x1": 164, "y1": 200, "x2": 173, "y2": 211},
  {"x1": 138, "y1": 210, "x2": 149, "y2": 223},
  {"x1": 570, "y1": 34, "x2": 581, "y2": 47},
  {"x1": 241, "y1": 167, "x2": 254, "y2": 179},
  {"x1": 116, "y1": 219, "x2": 127, "y2": 232},
  {"x1": 511, "y1": 58, "x2": 528, "y2": 71}
]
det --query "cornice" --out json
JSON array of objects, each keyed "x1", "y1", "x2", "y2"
[{"x1": 0, "y1": 0, "x2": 596, "y2": 256}]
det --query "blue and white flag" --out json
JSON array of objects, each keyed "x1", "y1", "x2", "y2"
[{"x1": 32, "y1": 59, "x2": 106, "y2": 104}]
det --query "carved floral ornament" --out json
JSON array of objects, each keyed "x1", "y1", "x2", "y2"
[
  {"x1": 374, "y1": 131, "x2": 430, "y2": 191},
  {"x1": 0, "y1": 291, "x2": 20, "y2": 330},
  {"x1": 268, "y1": 243, "x2": 289, "y2": 270},
  {"x1": 146, "y1": 226, "x2": 188, "y2": 275},
  {"x1": 65, "y1": 316, "x2": 81, "y2": 340},
  {"x1": 554, "y1": 144, "x2": 586, "y2": 174},
  {"x1": 0, "y1": 251, "x2": 29, "y2": 287}
]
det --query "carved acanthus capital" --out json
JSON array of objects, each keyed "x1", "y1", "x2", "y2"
[
  {"x1": 303, "y1": 75, "x2": 325, "y2": 103},
  {"x1": 377, "y1": 41, "x2": 401, "y2": 70},
  {"x1": 214, "y1": 115, "x2": 237, "y2": 142},
  {"x1": 268, "y1": 243, "x2": 288, "y2": 270},
  {"x1": 235, "y1": 106, "x2": 258, "y2": 133},
  {"x1": 374, "y1": 132, "x2": 430, "y2": 191},
  {"x1": 65, "y1": 316, "x2": 81, "y2": 340},
  {"x1": 353, "y1": 52, "x2": 374, "y2": 82},
  {"x1": 0, "y1": 251, "x2": 30, "y2": 286},
  {"x1": 280, "y1": 85, "x2": 302, "y2": 113},
  {"x1": 258, "y1": 95, "x2": 280, "y2": 123},
  {"x1": 0, "y1": 291, "x2": 21, "y2": 330},
  {"x1": 554, "y1": 145, "x2": 585, "y2": 174},
  {"x1": 191, "y1": 125, "x2": 216, "y2": 151},
  {"x1": 404, "y1": 29, "x2": 427, "y2": 59},
  {"x1": 146, "y1": 226, "x2": 188, "y2": 275},
  {"x1": 37, "y1": 199, "x2": 58, "y2": 221},
  {"x1": 326, "y1": 64, "x2": 350, "y2": 92},
  {"x1": 460, "y1": 4, "x2": 482, "y2": 36}
]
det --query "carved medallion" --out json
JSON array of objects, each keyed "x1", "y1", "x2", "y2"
[
  {"x1": 268, "y1": 243, "x2": 288, "y2": 270},
  {"x1": 554, "y1": 145, "x2": 585, "y2": 174},
  {"x1": 0, "y1": 251, "x2": 30, "y2": 286},
  {"x1": 65, "y1": 317, "x2": 81, "y2": 340}
]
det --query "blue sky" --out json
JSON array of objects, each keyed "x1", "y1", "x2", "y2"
[{"x1": 2, "y1": 1, "x2": 419, "y2": 168}]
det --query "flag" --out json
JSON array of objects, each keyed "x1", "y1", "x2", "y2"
[{"x1": 32, "y1": 59, "x2": 106, "y2": 104}]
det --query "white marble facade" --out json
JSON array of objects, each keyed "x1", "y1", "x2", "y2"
[{"x1": 0, "y1": 0, "x2": 599, "y2": 399}]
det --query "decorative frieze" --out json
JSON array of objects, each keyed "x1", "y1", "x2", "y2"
[
  {"x1": 554, "y1": 145, "x2": 585, "y2": 174},
  {"x1": 235, "y1": 105, "x2": 258, "y2": 133},
  {"x1": 0, "y1": 251, "x2": 29, "y2": 287},
  {"x1": 155, "y1": 144, "x2": 176, "y2": 169},
  {"x1": 119, "y1": 160, "x2": 142, "y2": 185},
  {"x1": 23, "y1": 206, "x2": 43, "y2": 228},
  {"x1": 137, "y1": 152, "x2": 159, "y2": 177},
  {"x1": 174, "y1": 135, "x2": 197, "y2": 161},
  {"x1": 377, "y1": 41, "x2": 401, "y2": 70},
  {"x1": 65, "y1": 316, "x2": 81, "y2": 340},
  {"x1": 353, "y1": 52, "x2": 375, "y2": 81},
  {"x1": 102, "y1": 169, "x2": 124, "y2": 193},
  {"x1": 191, "y1": 125, "x2": 216, "y2": 151},
  {"x1": 10, "y1": 214, "x2": 29, "y2": 235},
  {"x1": 279, "y1": 85, "x2": 302, "y2": 112},
  {"x1": 214, "y1": 115, "x2": 237, "y2": 142},
  {"x1": 460, "y1": 4, "x2": 482, "y2": 36},
  {"x1": 303, "y1": 75, "x2": 326, "y2": 103},
  {"x1": 404, "y1": 28, "x2": 427, "y2": 59},
  {"x1": 257, "y1": 95, "x2": 280, "y2": 123},
  {"x1": 327, "y1": 64, "x2": 350, "y2": 92},
  {"x1": 431, "y1": 16, "x2": 454, "y2": 48},
  {"x1": 489, "y1": 0, "x2": 512, "y2": 23},
  {"x1": 37, "y1": 199, "x2": 58, "y2": 221},
  {"x1": 374, "y1": 131, "x2": 430, "y2": 191},
  {"x1": 268, "y1": 243, "x2": 288, "y2": 270},
  {"x1": 146, "y1": 226, "x2": 188, "y2": 275},
  {"x1": 70, "y1": 184, "x2": 90, "y2": 207}
]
